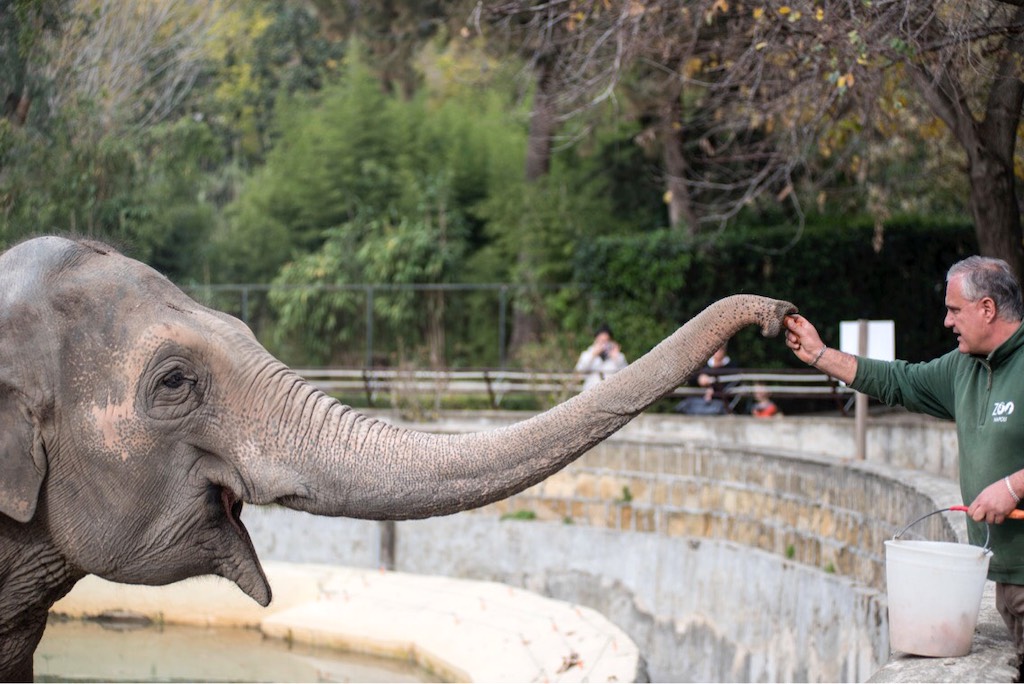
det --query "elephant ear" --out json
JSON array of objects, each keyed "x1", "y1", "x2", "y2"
[
  {"x1": 0, "y1": 238, "x2": 63, "y2": 523},
  {"x1": 0, "y1": 384, "x2": 46, "y2": 523}
]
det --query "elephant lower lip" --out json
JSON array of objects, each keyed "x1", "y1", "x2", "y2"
[
  {"x1": 220, "y1": 487, "x2": 245, "y2": 536},
  {"x1": 214, "y1": 485, "x2": 271, "y2": 607}
]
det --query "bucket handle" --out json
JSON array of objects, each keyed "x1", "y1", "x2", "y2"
[{"x1": 893, "y1": 506, "x2": 990, "y2": 550}]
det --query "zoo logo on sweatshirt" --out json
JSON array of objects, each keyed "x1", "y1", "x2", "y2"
[{"x1": 993, "y1": 401, "x2": 1015, "y2": 423}]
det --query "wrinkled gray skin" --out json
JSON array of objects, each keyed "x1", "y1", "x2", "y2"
[{"x1": 0, "y1": 236, "x2": 796, "y2": 680}]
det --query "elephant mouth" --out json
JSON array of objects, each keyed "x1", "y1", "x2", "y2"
[
  {"x1": 215, "y1": 484, "x2": 271, "y2": 606},
  {"x1": 220, "y1": 486, "x2": 246, "y2": 537}
]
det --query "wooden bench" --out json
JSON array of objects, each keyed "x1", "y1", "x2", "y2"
[
  {"x1": 675, "y1": 368, "x2": 856, "y2": 414},
  {"x1": 294, "y1": 367, "x2": 857, "y2": 413}
]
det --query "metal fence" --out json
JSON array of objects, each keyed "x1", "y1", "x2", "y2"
[{"x1": 182, "y1": 282, "x2": 581, "y2": 369}]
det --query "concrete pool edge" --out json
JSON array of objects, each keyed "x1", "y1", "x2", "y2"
[{"x1": 49, "y1": 560, "x2": 645, "y2": 683}]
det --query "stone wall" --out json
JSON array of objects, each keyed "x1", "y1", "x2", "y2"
[
  {"x1": 413, "y1": 409, "x2": 961, "y2": 479},
  {"x1": 481, "y1": 439, "x2": 947, "y2": 594},
  {"x1": 247, "y1": 410, "x2": 979, "y2": 682}
]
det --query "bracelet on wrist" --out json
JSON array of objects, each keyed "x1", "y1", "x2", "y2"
[
  {"x1": 809, "y1": 345, "x2": 827, "y2": 367},
  {"x1": 1006, "y1": 476, "x2": 1021, "y2": 504}
]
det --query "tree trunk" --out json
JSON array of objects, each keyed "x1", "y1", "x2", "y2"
[
  {"x1": 525, "y1": 59, "x2": 556, "y2": 182},
  {"x1": 970, "y1": 15, "x2": 1024, "y2": 279},
  {"x1": 660, "y1": 80, "x2": 700, "y2": 236},
  {"x1": 910, "y1": 8, "x2": 1024, "y2": 279},
  {"x1": 426, "y1": 288, "x2": 445, "y2": 369},
  {"x1": 509, "y1": 58, "x2": 558, "y2": 358},
  {"x1": 3, "y1": 91, "x2": 30, "y2": 126},
  {"x1": 969, "y1": 146, "x2": 1024, "y2": 279}
]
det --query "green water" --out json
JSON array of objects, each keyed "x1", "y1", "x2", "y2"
[{"x1": 35, "y1": 617, "x2": 443, "y2": 683}]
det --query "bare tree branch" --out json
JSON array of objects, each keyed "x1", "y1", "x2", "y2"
[{"x1": 43, "y1": 0, "x2": 225, "y2": 131}]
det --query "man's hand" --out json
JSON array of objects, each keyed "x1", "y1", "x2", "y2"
[
  {"x1": 783, "y1": 314, "x2": 859, "y2": 384},
  {"x1": 784, "y1": 314, "x2": 825, "y2": 365},
  {"x1": 969, "y1": 477, "x2": 1021, "y2": 525}
]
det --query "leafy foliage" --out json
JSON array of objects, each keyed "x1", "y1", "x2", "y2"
[
  {"x1": 251, "y1": 44, "x2": 528, "y2": 365},
  {"x1": 0, "y1": 108, "x2": 220, "y2": 278},
  {"x1": 574, "y1": 215, "x2": 978, "y2": 366},
  {"x1": 202, "y1": 0, "x2": 342, "y2": 163},
  {"x1": 0, "y1": 0, "x2": 1009, "y2": 376}
]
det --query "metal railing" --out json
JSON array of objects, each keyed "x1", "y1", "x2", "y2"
[{"x1": 294, "y1": 367, "x2": 856, "y2": 412}]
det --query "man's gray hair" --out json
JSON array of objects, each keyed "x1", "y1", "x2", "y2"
[{"x1": 947, "y1": 256, "x2": 1024, "y2": 322}]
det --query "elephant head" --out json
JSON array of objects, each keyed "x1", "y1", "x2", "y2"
[{"x1": 0, "y1": 236, "x2": 796, "y2": 679}]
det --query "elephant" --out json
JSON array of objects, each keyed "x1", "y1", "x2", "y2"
[{"x1": 0, "y1": 235, "x2": 796, "y2": 681}]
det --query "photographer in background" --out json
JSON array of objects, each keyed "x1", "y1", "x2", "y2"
[{"x1": 575, "y1": 322, "x2": 628, "y2": 391}]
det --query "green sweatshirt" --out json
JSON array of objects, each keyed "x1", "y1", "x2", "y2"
[{"x1": 853, "y1": 321, "x2": 1024, "y2": 583}]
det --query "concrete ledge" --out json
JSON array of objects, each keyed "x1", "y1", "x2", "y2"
[
  {"x1": 869, "y1": 582, "x2": 1019, "y2": 683},
  {"x1": 50, "y1": 560, "x2": 645, "y2": 683}
]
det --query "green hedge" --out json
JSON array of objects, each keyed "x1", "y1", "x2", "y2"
[{"x1": 574, "y1": 215, "x2": 978, "y2": 367}]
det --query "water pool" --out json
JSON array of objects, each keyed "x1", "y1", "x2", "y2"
[{"x1": 34, "y1": 617, "x2": 443, "y2": 682}]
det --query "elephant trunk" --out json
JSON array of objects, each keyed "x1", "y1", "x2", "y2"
[{"x1": 242, "y1": 295, "x2": 795, "y2": 520}]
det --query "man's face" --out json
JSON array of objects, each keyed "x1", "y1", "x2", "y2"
[{"x1": 944, "y1": 275, "x2": 990, "y2": 354}]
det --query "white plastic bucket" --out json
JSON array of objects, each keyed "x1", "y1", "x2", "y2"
[{"x1": 884, "y1": 512, "x2": 992, "y2": 657}]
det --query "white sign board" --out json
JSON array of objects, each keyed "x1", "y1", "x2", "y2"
[{"x1": 839, "y1": 320, "x2": 895, "y2": 361}]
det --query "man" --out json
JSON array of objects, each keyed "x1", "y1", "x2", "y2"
[{"x1": 784, "y1": 255, "x2": 1024, "y2": 649}]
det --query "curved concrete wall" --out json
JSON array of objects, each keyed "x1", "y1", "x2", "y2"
[
  {"x1": 52, "y1": 562, "x2": 644, "y2": 683},
  {"x1": 245, "y1": 410, "x2": 976, "y2": 682},
  {"x1": 250, "y1": 507, "x2": 884, "y2": 681}
]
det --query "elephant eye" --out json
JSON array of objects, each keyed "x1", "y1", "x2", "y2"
[
  {"x1": 162, "y1": 370, "x2": 187, "y2": 389},
  {"x1": 143, "y1": 350, "x2": 204, "y2": 420}
]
